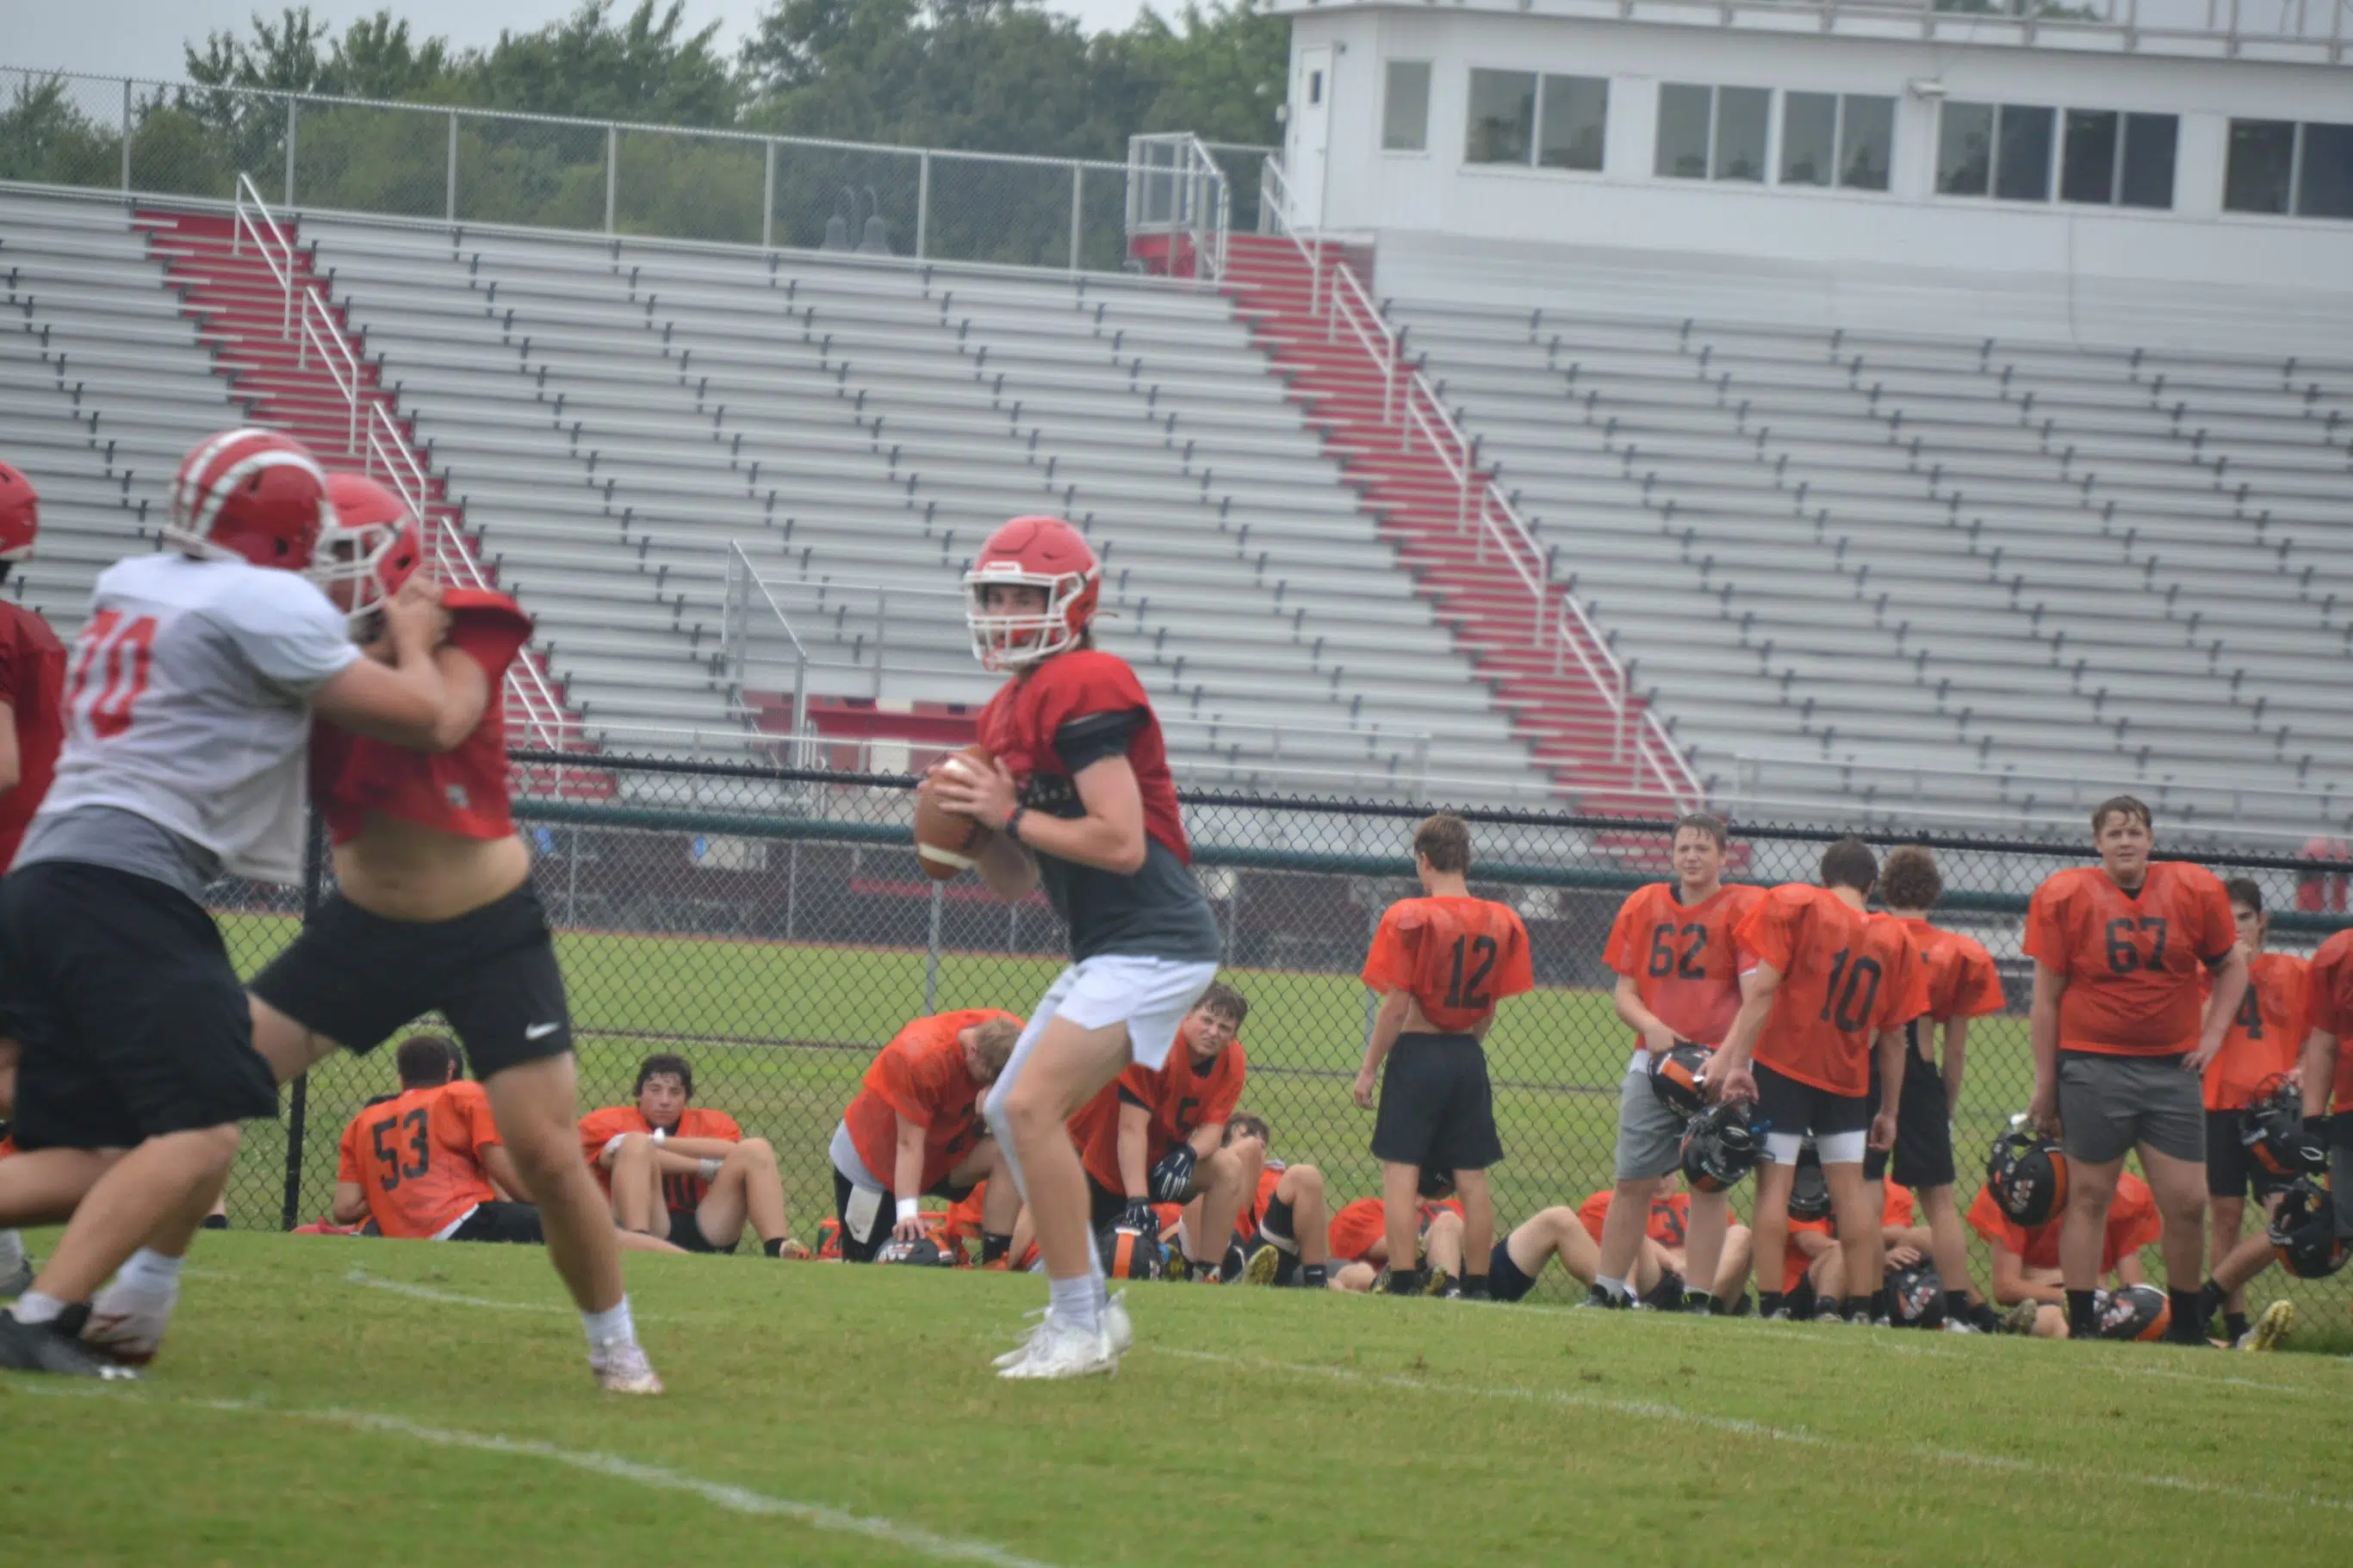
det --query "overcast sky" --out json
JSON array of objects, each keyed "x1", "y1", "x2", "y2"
[{"x1": 11, "y1": 0, "x2": 1158, "y2": 84}]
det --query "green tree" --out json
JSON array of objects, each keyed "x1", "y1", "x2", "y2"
[{"x1": 0, "y1": 77, "x2": 122, "y2": 188}]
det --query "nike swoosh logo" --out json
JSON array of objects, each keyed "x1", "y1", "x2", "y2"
[{"x1": 525, "y1": 1022, "x2": 563, "y2": 1040}]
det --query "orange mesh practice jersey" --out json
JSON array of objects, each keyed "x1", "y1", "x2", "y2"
[
  {"x1": 1779, "y1": 1218, "x2": 1835, "y2": 1292},
  {"x1": 1361, "y1": 896, "x2": 1534, "y2": 1035},
  {"x1": 2024, "y1": 863, "x2": 2238, "y2": 1057},
  {"x1": 1326, "y1": 1196, "x2": 1462, "y2": 1263},
  {"x1": 1079, "y1": 1040, "x2": 1247, "y2": 1194},
  {"x1": 2304, "y1": 930, "x2": 2353, "y2": 1112},
  {"x1": 335, "y1": 1081, "x2": 501, "y2": 1240},
  {"x1": 1602, "y1": 883, "x2": 1764, "y2": 1050},
  {"x1": 1893, "y1": 918, "x2": 2007, "y2": 1026},
  {"x1": 1736, "y1": 886, "x2": 1930, "y2": 1096},
  {"x1": 578, "y1": 1104, "x2": 742, "y2": 1209},
  {"x1": 1576, "y1": 1188, "x2": 1692, "y2": 1249},
  {"x1": 1778, "y1": 1183, "x2": 1914, "y2": 1292},
  {"x1": 2201, "y1": 952, "x2": 2308, "y2": 1111},
  {"x1": 1967, "y1": 1172, "x2": 2161, "y2": 1274},
  {"x1": 841, "y1": 1008, "x2": 1018, "y2": 1194}
]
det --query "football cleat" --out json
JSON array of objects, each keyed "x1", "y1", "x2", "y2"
[
  {"x1": 588, "y1": 1341, "x2": 664, "y2": 1394},
  {"x1": 0, "y1": 1232, "x2": 31, "y2": 1301},
  {"x1": 993, "y1": 1307, "x2": 1051, "y2": 1370},
  {"x1": 0, "y1": 1308, "x2": 138, "y2": 1379},
  {"x1": 1999, "y1": 1300, "x2": 2042, "y2": 1336},
  {"x1": 80, "y1": 1283, "x2": 176, "y2": 1367},
  {"x1": 2240, "y1": 1300, "x2": 2294, "y2": 1353},
  {"x1": 1942, "y1": 1318, "x2": 1982, "y2": 1334},
  {"x1": 996, "y1": 1315, "x2": 1119, "y2": 1381},
  {"x1": 1104, "y1": 1291, "x2": 1133, "y2": 1357},
  {"x1": 1242, "y1": 1244, "x2": 1282, "y2": 1287},
  {"x1": 1576, "y1": 1284, "x2": 1629, "y2": 1310}
]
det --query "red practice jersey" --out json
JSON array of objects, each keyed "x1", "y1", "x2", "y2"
[
  {"x1": 1892, "y1": 917, "x2": 2006, "y2": 1027},
  {"x1": 313, "y1": 590, "x2": 532, "y2": 846},
  {"x1": 1361, "y1": 896, "x2": 1535, "y2": 1036},
  {"x1": 1602, "y1": 883, "x2": 1763, "y2": 1050},
  {"x1": 336, "y1": 1080, "x2": 502, "y2": 1240},
  {"x1": 1779, "y1": 1182, "x2": 1915, "y2": 1292},
  {"x1": 1326, "y1": 1195, "x2": 1462, "y2": 1264},
  {"x1": 1968, "y1": 1172, "x2": 2160, "y2": 1274},
  {"x1": 1576, "y1": 1188, "x2": 1692, "y2": 1249},
  {"x1": 579, "y1": 1104, "x2": 742, "y2": 1210},
  {"x1": 1077, "y1": 1038, "x2": 1248, "y2": 1195},
  {"x1": 1736, "y1": 885, "x2": 1930, "y2": 1096},
  {"x1": 2201, "y1": 952, "x2": 2308, "y2": 1112},
  {"x1": 841, "y1": 1008, "x2": 1019, "y2": 1194},
  {"x1": 2303, "y1": 930, "x2": 2353, "y2": 1113},
  {"x1": 0, "y1": 600, "x2": 66, "y2": 871},
  {"x1": 2024, "y1": 862, "x2": 2238, "y2": 1057}
]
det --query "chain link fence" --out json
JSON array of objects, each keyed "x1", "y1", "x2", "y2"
[{"x1": 207, "y1": 752, "x2": 2353, "y2": 1323}]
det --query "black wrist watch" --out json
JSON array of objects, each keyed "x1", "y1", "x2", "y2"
[{"x1": 1003, "y1": 806, "x2": 1025, "y2": 844}]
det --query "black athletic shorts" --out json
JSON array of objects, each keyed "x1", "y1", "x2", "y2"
[
  {"x1": 447, "y1": 1201, "x2": 545, "y2": 1244},
  {"x1": 1488, "y1": 1239, "x2": 1538, "y2": 1303},
  {"x1": 1754, "y1": 1061, "x2": 1872, "y2": 1157},
  {"x1": 1258, "y1": 1193, "x2": 1297, "y2": 1249},
  {"x1": 0, "y1": 862, "x2": 277, "y2": 1150},
  {"x1": 1371, "y1": 1032, "x2": 1503, "y2": 1172},
  {"x1": 832, "y1": 1168, "x2": 976, "y2": 1262},
  {"x1": 1863, "y1": 1048, "x2": 1957, "y2": 1188},
  {"x1": 2204, "y1": 1109, "x2": 2298, "y2": 1201},
  {"x1": 249, "y1": 885, "x2": 573, "y2": 1080}
]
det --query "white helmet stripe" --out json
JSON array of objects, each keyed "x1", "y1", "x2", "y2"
[
  {"x1": 174, "y1": 427, "x2": 264, "y2": 527},
  {"x1": 189, "y1": 446, "x2": 328, "y2": 539}
]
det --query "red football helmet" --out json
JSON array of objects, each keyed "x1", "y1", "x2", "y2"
[
  {"x1": 963, "y1": 516, "x2": 1100, "y2": 670},
  {"x1": 314, "y1": 472, "x2": 426, "y2": 628},
  {"x1": 0, "y1": 461, "x2": 38, "y2": 562},
  {"x1": 166, "y1": 429, "x2": 332, "y2": 572}
]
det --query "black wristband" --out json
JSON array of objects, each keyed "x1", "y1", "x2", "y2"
[
  {"x1": 1002, "y1": 806, "x2": 1024, "y2": 845},
  {"x1": 2306, "y1": 1115, "x2": 2331, "y2": 1138}
]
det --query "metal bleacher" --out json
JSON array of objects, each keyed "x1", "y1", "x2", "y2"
[{"x1": 1388, "y1": 295, "x2": 2353, "y2": 835}]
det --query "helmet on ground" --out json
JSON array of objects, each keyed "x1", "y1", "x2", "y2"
[
  {"x1": 2269, "y1": 1177, "x2": 2350, "y2": 1280},
  {"x1": 1884, "y1": 1259, "x2": 1945, "y2": 1329},
  {"x1": 1097, "y1": 1223, "x2": 1165, "y2": 1281},
  {"x1": 314, "y1": 472, "x2": 426, "y2": 629},
  {"x1": 166, "y1": 428, "x2": 332, "y2": 572},
  {"x1": 1679, "y1": 1101, "x2": 1762, "y2": 1193},
  {"x1": 2239, "y1": 1075, "x2": 2306, "y2": 1181},
  {"x1": 875, "y1": 1236, "x2": 952, "y2": 1267},
  {"x1": 964, "y1": 515, "x2": 1100, "y2": 670},
  {"x1": 1647, "y1": 1041, "x2": 1711, "y2": 1117},
  {"x1": 2097, "y1": 1282, "x2": 2170, "y2": 1342},
  {"x1": 1418, "y1": 1168, "x2": 1457, "y2": 1201},
  {"x1": 1785, "y1": 1149, "x2": 1832, "y2": 1223},
  {"x1": 1987, "y1": 1116, "x2": 2070, "y2": 1229},
  {"x1": 0, "y1": 460, "x2": 37, "y2": 561}
]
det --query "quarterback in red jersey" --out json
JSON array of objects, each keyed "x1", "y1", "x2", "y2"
[
  {"x1": 242, "y1": 474, "x2": 661, "y2": 1394},
  {"x1": 927, "y1": 517, "x2": 1223, "y2": 1379}
]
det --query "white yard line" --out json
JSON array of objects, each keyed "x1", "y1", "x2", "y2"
[{"x1": 344, "y1": 1267, "x2": 572, "y2": 1313}]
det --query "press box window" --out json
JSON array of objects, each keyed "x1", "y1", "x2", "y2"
[
  {"x1": 2226, "y1": 119, "x2": 2353, "y2": 218},
  {"x1": 1938, "y1": 102, "x2": 2054, "y2": 201},
  {"x1": 2058, "y1": 110, "x2": 2177, "y2": 208},
  {"x1": 1466, "y1": 70, "x2": 1608, "y2": 170},
  {"x1": 1780, "y1": 92, "x2": 1894, "y2": 191},
  {"x1": 1384, "y1": 61, "x2": 1431, "y2": 152},
  {"x1": 1466, "y1": 69, "x2": 1536, "y2": 165},
  {"x1": 1656, "y1": 84, "x2": 1771, "y2": 182}
]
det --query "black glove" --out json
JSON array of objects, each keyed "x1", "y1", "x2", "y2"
[
  {"x1": 2298, "y1": 1117, "x2": 2333, "y2": 1177},
  {"x1": 1121, "y1": 1198, "x2": 1159, "y2": 1236},
  {"x1": 1148, "y1": 1145, "x2": 1199, "y2": 1204}
]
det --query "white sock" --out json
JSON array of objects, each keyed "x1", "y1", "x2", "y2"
[
  {"x1": 1047, "y1": 1274, "x2": 1102, "y2": 1335},
  {"x1": 581, "y1": 1297, "x2": 636, "y2": 1349},
  {"x1": 116, "y1": 1249, "x2": 183, "y2": 1298},
  {"x1": 10, "y1": 1290, "x2": 67, "y2": 1325},
  {"x1": 0, "y1": 1230, "x2": 23, "y2": 1268},
  {"x1": 1595, "y1": 1274, "x2": 1631, "y2": 1302}
]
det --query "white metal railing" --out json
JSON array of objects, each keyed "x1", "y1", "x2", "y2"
[
  {"x1": 1125, "y1": 133, "x2": 1232, "y2": 283},
  {"x1": 229, "y1": 173, "x2": 574, "y2": 751},
  {"x1": 1255, "y1": 160, "x2": 1703, "y2": 809}
]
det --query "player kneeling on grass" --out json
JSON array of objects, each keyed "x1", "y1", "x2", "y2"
[
  {"x1": 582, "y1": 1054, "x2": 805, "y2": 1260},
  {"x1": 1354, "y1": 815, "x2": 1534, "y2": 1299},
  {"x1": 1971, "y1": 1155, "x2": 2162, "y2": 1337},
  {"x1": 1074, "y1": 983, "x2": 1253, "y2": 1284},
  {"x1": 831, "y1": 1009, "x2": 1022, "y2": 1264},
  {"x1": 1711, "y1": 838, "x2": 1929, "y2": 1326}
]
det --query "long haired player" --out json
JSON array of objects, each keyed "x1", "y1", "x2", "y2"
[{"x1": 928, "y1": 516, "x2": 1223, "y2": 1380}]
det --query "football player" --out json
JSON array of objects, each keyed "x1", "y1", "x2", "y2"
[
  {"x1": 830, "y1": 1009, "x2": 1021, "y2": 1263},
  {"x1": 2188, "y1": 880, "x2": 2306, "y2": 1347},
  {"x1": 580, "y1": 1054, "x2": 804, "y2": 1260},
  {"x1": 1184, "y1": 1113, "x2": 1332, "y2": 1289},
  {"x1": 1590, "y1": 811, "x2": 1760, "y2": 1311},
  {"x1": 1071, "y1": 984, "x2": 1253, "y2": 1284},
  {"x1": 2025, "y1": 796, "x2": 2244, "y2": 1343},
  {"x1": 1326, "y1": 1182, "x2": 1468, "y2": 1292},
  {"x1": 1354, "y1": 814, "x2": 1534, "y2": 1298},
  {"x1": 1969, "y1": 1168, "x2": 2161, "y2": 1337},
  {"x1": 1711, "y1": 838, "x2": 1930, "y2": 1325},
  {"x1": 237, "y1": 472, "x2": 666, "y2": 1392},
  {"x1": 927, "y1": 517, "x2": 1225, "y2": 1379},
  {"x1": 1872, "y1": 846, "x2": 2008, "y2": 1333},
  {"x1": 2297, "y1": 922, "x2": 2353, "y2": 1258},
  {"x1": 1578, "y1": 1182, "x2": 1754, "y2": 1311},
  {"x1": 0, "y1": 432, "x2": 467, "y2": 1379}
]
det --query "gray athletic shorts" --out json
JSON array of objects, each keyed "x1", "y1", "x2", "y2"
[
  {"x1": 1614, "y1": 1065, "x2": 1686, "y2": 1181},
  {"x1": 2056, "y1": 1051, "x2": 2205, "y2": 1166}
]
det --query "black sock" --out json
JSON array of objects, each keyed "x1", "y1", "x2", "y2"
[
  {"x1": 762, "y1": 1237, "x2": 789, "y2": 1258},
  {"x1": 1461, "y1": 1274, "x2": 1490, "y2": 1300},
  {"x1": 2167, "y1": 1289, "x2": 2207, "y2": 1342},
  {"x1": 2224, "y1": 1311, "x2": 2250, "y2": 1343},
  {"x1": 1301, "y1": 1263, "x2": 1326, "y2": 1288},
  {"x1": 981, "y1": 1232, "x2": 1011, "y2": 1265},
  {"x1": 200, "y1": 1214, "x2": 228, "y2": 1231},
  {"x1": 2067, "y1": 1289, "x2": 2099, "y2": 1338},
  {"x1": 1385, "y1": 1267, "x2": 1422, "y2": 1296},
  {"x1": 1970, "y1": 1301, "x2": 2001, "y2": 1333},
  {"x1": 1842, "y1": 1294, "x2": 1873, "y2": 1321},
  {"x1": 1759, "y1": 1291, "x2": 1785, "y2": 1317},
  {"x1": 2196, "y1": 1278, "x2": 2225, "y2": 1327}
]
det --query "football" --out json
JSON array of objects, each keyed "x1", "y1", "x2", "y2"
[{"x1": 913, "y1": 745, "x2": 994, "y2": 880}]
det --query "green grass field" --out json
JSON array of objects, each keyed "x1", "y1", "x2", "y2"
[{"x1": 5, "y1": 1230, "x2": 2350, "y2": 1567}]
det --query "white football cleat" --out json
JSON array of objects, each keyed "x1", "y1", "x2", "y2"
[
  {"x1": 588, "y1": 1341, "x2": 664, "y2": 1394},
  {"x1": 996, "y1": 1315, "x2": 1119, "y2": 1381},
  {"x1": 993, "y1": 1306, "x2": 1051, "y2": 1369},
  {"x1": 1103, "y1": 1291, "x2": 1133, "y2": 1357},
  {"x1": 1942, "y1": 1318, "x2": 1982, "y2": 1334},
  {"x1": 81, "y1": 1285, "x2": 177, "y2": 1367}
]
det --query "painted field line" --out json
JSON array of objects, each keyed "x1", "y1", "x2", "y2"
[
  {"x1": 345, "y1": 1267, "x2": 572, "y2": 1313},
  {"x1": 1156, "y1": 1348, "x2": 2353, "y2": 1516},
  {"x1": 2, "y1": 1382, "x2": 1057, "y2": 1568}
]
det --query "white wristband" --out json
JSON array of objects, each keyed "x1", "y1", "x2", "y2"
[
  {"x1": 896, "y1": 1198, "x2": 922, "y2": 1224},
  {"x1": 602, "y1": 1134, "x2": 629, "y2": 1159},
  {"x1": 651, "y1": 1127, "x2": 667, "y2": 1143}
]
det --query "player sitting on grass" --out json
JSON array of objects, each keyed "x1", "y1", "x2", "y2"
[
  {"x1": 1872, "y1": 846, "x2": 2008, "y2": 1333},
  {"x1": 1211, "y1": 1114, "x2": 1333, "y2": 1290},
  {"x1": 1711, "y1": 838, "x2": 1929, "y2": 1326},
  {"x1": 1578, "y1": 1182, "x2": 1755, "y2": 1312},
  {"x1": 1969, "y1": 1167, "x2": 2161, "y2": 1338},
  {"x1": 1782, "y1": 1161, "x2": 1927, "y2": 1323},
  {"x1": 1073, "y1": 983, "x2": 1253, "y2": 1283},
  {"x1": 830, "y1": 1009, "x2": 1022, "y2": 1264},
  {"x1": 581, "y1": 1055, "x2": 805, "y2": 1258},
  {"x1": 1326, "y1": 1181, "x2": 1465, "y2": 1292},
  {"x1": 1354, "y1": 814, "x2": 1533, "y2": 1298},
  {"x1": 1592, "y1": 810, "x2": 1760, "y2": 1311}
]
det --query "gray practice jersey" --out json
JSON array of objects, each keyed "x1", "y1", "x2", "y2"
[{"x1": 24, "y1": 553, "x2": 360, "y2": 886}]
